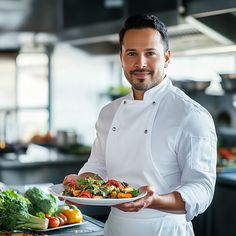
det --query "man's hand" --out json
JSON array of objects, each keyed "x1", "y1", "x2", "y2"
[
  {"x1": 114, "y1": 186, "x2": 156, "y2": 212},
  {"x1": 113, "y1": 185, "x2": 186, "y2": 214}
]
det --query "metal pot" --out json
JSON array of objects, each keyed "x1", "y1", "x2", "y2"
[
  {"x1": 56, "y1": 130, "x2": 77, "y2": 148},
  {"x1": 219, "y1": 73, "x2": 236, "y2": 92},
  {"x1": 172, "y1": 80, "x2": 211, "y2": 92}
]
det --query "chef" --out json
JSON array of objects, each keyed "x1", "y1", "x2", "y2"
[{"x1": 63, "y1": 14, "x2": 217, "y2": 236}]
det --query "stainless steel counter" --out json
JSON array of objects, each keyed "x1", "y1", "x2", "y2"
[
  {"x1": 0, "y1": 215, "x2": 104, "y2": 236},
  {"x1": 0, "y1": 144, "x2": 89, "y2": 168},
  {"x1": 30, "y1": 215, "x2": 104, "y2": 236},
  {"x1": 0, "y1": 144, "x2": 89, "y2": 185}
]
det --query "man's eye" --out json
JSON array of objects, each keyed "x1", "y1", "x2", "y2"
[
  {"x1": 146, "y1": 52, "x2": 156, "y2": 56},
  {"x1": 127, "y1": 52, "x2": 136, "y2": 56}
]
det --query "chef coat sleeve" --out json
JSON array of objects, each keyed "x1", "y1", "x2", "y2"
[
  {"x1": 78, "y1": 110, "x2": 108, "y2": 180},
  {"x1": 175, "y1": 109, "x2": 217, "y2": 221}
]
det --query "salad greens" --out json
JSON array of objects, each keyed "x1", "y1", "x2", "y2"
[
  {"x1": 63, "y1": 176, "x2": 141, "y2": 199},
  {"x1": 0, "y1": 189, "x2": 48, "y2": 231}
]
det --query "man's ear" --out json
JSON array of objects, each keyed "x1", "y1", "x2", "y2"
[
  {"x1": 120, "y1": 51, "x2": 124, "y2": 68},
  {"x1": 164, "y1": 49, "x2": 171, "y2": 68}
]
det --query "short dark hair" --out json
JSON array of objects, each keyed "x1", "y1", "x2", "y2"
[{"x1": 119, "y1": 14, "x2": 169, "y2": 52}]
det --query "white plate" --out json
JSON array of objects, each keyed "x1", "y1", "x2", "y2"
[
  {"x1": 28, "y1": 221, "x2": 87, "y2": 232},
  {"x1": 48, "y1": 184, "x2": 147, "y2": 206}
]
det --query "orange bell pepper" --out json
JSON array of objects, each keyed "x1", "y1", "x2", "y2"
[{"x1": 62, "y1": 209, "x2": 83, "y2": 224}]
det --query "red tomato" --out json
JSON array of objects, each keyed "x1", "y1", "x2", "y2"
[
  {"x1": 107, "y1": 179, "x2": 124, "y2": 190},
  {"x1": 79, "y1": 190, "x2": 92, "y2": 198},
  {"x1": 48, "y1": 217, "x2": 60, "y2": 228},
  {"x1": 57, "y1": 213, "x2": 68, "y2": 224},
  {"x1": 57, "y1": 216, "x2": 65, "y2": 226}
]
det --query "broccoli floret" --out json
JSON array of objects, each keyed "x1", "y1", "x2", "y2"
[
  {"x1": 0, "y1": 189, "x2": 48, "y2": 231},
  {"x1": 24, "y1": 187, "x2": 58, "y2": 215},
  {"x1": 35, "y1": 211, "x2": 45, "y2": 219}
]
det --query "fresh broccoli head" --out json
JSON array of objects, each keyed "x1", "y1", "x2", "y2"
[{"x1": 24, "y1": 187, "x2": 58, "y2": 215}]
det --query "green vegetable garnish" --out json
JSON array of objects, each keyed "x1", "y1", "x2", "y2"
[{"x1": 131, "y1": 189, "x2": 140, "y2": 197}]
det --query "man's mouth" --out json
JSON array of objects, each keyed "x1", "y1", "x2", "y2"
[{"x1": 130, "y1": 70, "x2": 152, "y2": 78}]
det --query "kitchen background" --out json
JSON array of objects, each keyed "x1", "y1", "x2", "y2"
[{"x1": 0, "y1": 0, "x2": 236, "y2": 235}]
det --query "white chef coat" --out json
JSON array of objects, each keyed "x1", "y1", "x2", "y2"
[{"x1": 79, "y1": 76, "x2": 217, "y2": 235}]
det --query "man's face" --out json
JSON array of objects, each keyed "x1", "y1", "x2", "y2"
[{"x1": 120, "y1": 28, "x2": 170, "y2": 98}]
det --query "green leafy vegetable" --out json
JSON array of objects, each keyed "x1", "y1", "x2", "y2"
[
  {"x1": 131, "y1": 189, "x2": 140, "y2": 197},
  {"x1": 35, "y1": 211, "x2": 45, "y2": 219},
  {"x1": 0, "y1": 189, "x2": 48, "y2": 231},
  {"x1": 24, "y1": 187, "x2": 58, "y2": 215}
]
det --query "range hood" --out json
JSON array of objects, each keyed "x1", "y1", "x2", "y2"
[
  {"x1": 0, "y1": 0, "x2": 235, "y2": 55},
  {"x1": 0, "y1": 0, "x2": 61, "y2": 51},
  {"x1": 60, "y1": 0, "x2": 236, "y2": 56}
]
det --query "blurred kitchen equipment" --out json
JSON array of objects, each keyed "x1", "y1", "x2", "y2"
[
  {"x1": 30, "y1": 132, "x2": 55, "y2": 146},
  {"x1": 0, "y1": 110, "x2": 27, "y2": 155},
  {"x1": 172, "y1": 80, "x2": 211, "y2": 92},
  {"x1": 56, "y1": 130, "x2": 77, "y2": 148},
  {"x1": 219, "y1": 73, "x2": 236, "y2": 92},
  {"x1": 0, "y1": 143, "x2": 28, "y2": 155},
  {"x1": 107, "y1": 86, "x2": 131, "y2": 100}
]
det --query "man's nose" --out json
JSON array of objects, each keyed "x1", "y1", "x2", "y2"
[{"x1": 135, "y1": 55, "x2": 147, "y2": 68}]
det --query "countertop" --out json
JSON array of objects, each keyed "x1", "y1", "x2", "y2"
[
  {"x1": 217, "y1": 172, "x2": 236, "y2": 187},
  {"x1": 0, "y1": 144, "x2": 89, "y2": 169},
  {"x1": 0, "y1": 215, "x2": 104, "y2": 236},
  {"x1": 0, "y1": 144, "x2": 90, "y2": 185},
  {"x1": 34, "y1": 215, "x2": 104, "y2": 236}
]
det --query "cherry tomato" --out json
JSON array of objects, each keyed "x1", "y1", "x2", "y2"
[
  {"x1": 45, "y1": 213, "x2": 51, "y2": 219},
  {"x1": 62, "y1": 209, "x2": 83, "y2": 224},
  {"x1": 48, "y1": 217, "x2": 60, "y2": 228},
  {"x1": 78, "y1": 190, "x2": 92, "y2": 198},
  {"x1": 108, "y1": 179, "x2": 124, "y2": 190},
  {"x1": 57, "y1": 216, "x2": 65, "y2": 226},
  {"x1": 57, "y1": 213, "x2": 68, "y2": 224}
]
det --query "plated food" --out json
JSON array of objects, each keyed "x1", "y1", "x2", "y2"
[
  {"x1": 63, "y1": 176, "x2": 141, "y2": 199},
  {"x1": 48, "y1": 176, "x2": 147, "y2": 206}
]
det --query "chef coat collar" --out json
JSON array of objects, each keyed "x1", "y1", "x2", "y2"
[{"x1": 128, "y1": 75, "x2": 170, "y2": 101}]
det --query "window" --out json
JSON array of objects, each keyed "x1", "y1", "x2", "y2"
[
  {"x1": 16, "y1": 52, "x2": 50, "y2": 142},
  {"x1": 0, "y1": 51, "x2": 50, "y2": 144}
]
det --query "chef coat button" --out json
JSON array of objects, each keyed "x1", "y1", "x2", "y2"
[
  {"x1": 152, "y1": 101, "x2": 156, "y2": 105},
  {"x1": 144, "y1": 129, "x2": 148, "y2": 134},
  {"x1": 124, "y1": 101, "x2": 127, "y2": 104},
  {"x1": 112, "y1": 127, "x2": 116, "y2": 131}
]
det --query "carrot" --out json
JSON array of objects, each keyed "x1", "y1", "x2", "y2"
[{"x1": 117, "y1": 192, "x2": 132, "y2": 198}]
